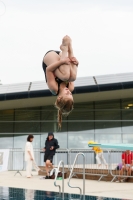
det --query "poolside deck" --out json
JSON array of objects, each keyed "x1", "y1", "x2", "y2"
[{"x1": 0, "y1": 171, "x2": 133, "y2": 199}]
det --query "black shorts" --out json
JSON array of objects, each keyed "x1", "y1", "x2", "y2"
[
  {"x1": 42, "y1": 50, "x2": 60, "y2": 82},
  {"x1": 44, "y1": 154, "x2": 54, "y2": 163}
]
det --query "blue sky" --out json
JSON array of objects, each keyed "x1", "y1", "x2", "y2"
[{"x1": 0, "y1": 0, "x2": 133, "y2": 84}]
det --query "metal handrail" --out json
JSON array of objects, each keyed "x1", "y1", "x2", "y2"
[
  {"x1": 54, "y1": 160, "x2": 64, "y2": 197},
  {"x1": 69, "y1": 149, "x2": 110, "y2": 181},
  {"x1": 68, "y1": 153, "x2": 85, "y2": 199}
]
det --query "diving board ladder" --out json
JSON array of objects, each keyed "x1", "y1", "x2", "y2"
[{"x1": 68, "y1": 152, "x2": 85, "y2": 200}]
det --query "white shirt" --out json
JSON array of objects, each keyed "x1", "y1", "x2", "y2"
[{"x1": 25, "y1": 141, "x2": 34, "y2": 161}]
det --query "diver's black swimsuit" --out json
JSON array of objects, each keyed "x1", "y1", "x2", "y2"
[{"x1": 42, "y1": 50, "x2": 69, "y2": 96}]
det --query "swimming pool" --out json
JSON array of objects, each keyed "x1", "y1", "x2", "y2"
[{"x1": 0, "y1": 187, "x2": 130, "y2": 200}]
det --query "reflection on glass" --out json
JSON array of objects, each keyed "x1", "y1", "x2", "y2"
[
  {"x1": 0, "y1": 135, "x2": 13, "y2": 148},
  {"x1": 14, "y1": 135, "x2": 27, "y2": 150},
  {"x1": 95, "y1": 110, "x2": 121, "y2": 121},
  {"x1": 123, "y1": 133, "x2": 133, "y2": 143},
  {"x1": 2, "y1": 98, "x2": 133, "y2": 148},
  {"x1": 95, "y1": 122, "x2": 121, "y2": 135},
  {"x1": 0, "y1": 109, "x2": 14, "y2": 133},
  {"x1": 41, "y1": 133, "x2": 47, "y2": 148},
  {"x1": 122, "y1": 109, "x2": 133, "y2": 120},
  {"x1": 122, "y1": 122, "x2": 133, "y2": 133},
  {"x1": 15, "y1": 122, "x2": 40, "y2": 133},
  {"x1": 41, "y1": 122, "x2": 56, "y2": 133},
  {"x1": 0, "y1": 122, "x2": 14, "y2": 133},
  {"x1": 95, "y1": 100, "x2": 120, "y2": 109},
  {"x1": 95, "y1": 132, "x2": 122, "y2": 144},
  {"x1": 68, "y1": 121, "x2": 94, "y2": 149},
  {"x1": 52, "y1": 132, "x2": 67, "y2": 149},
  {"x1": 122, "y1": 98, "x2": 133, "y2": 141},
  {"x1": 14, "y1": 134, "x2": 40, "y2": 149},
  {"x1": 15, "y1": 108, "x2": 40, "y2": 133}
]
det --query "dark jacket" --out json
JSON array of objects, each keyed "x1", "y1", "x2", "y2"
[{"x1": 44, "y1": 138, "x2": 59, "y2": 155}]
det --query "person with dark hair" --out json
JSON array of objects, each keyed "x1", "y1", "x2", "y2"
[
  {"x1": 42, "y1": 132, "x2": 59, "y2": 179},
  {"x1": 42, "y1": 35, "x2": 79, "y2": 129},
  {"x1": 25, "y1": 134, "x2": 40, "y2": 178}
]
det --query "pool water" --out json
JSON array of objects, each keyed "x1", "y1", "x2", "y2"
[{"x1": 0, "y1": 187, "x2": 130, "y2": 200}]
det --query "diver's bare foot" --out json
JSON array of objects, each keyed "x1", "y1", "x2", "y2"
[
  {"x1": 60, "y1": 35, "x2": 72, "y2": 52},
  {"x1": 62, "y1": 35, "x2": 71, "y2": 46},
  {"x1": 67, "y1": 36, "x2": 72, "y2": 46}
]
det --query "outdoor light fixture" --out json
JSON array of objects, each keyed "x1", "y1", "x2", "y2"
[
  {"x1": 128, "y1": 104, "x2": 133, "y2": 107},
  {"x1": 125, "y1": 107, "x2": 130, "y2": 109}
]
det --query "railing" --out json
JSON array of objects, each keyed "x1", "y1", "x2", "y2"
[
  {"x1": 5, "y1": 148, "x2": 133, "y2": 182},
  {"x1": 54, "y1": 160, "x2": 64, "y2": 196},
  {"x1": 69, "y1": 149, "x2": 110, "y2": 181},
  {"x1": 108, "y1": 150, "x2": 133, "y2": 182},
  {"x1": 7, "y1": 148, "x2": 69, "y2": 171},
  {"x1": 68, "y1": 152, "x2": 85, "y2": 199}
]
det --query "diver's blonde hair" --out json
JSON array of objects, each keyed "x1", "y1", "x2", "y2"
[{"x1": 55, "y1": 97, "x2": 74, "y2": 129}]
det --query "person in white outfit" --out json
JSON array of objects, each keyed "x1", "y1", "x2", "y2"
[
  {"x1": 25, "y1": 134, "x2": 40, "y2": 178},
  {"x1": 88, "y1": 141, "x2": 107, "y2": 168}
]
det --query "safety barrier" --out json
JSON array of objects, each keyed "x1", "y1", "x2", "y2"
[
  {"x1": 69, "y1": 149, "x2": 109, "y2": 181},
  {"x1": 6, "y1": 148, "x2": 133, "y2": 182},
  {"x1": 8, "y1": 149, "x2": 24, "y2": 172},
  {"x1": 7, "y1": 148, "x2": 69, "y2": 171},
  {"x1": 109, "y1": 150, "x2": 133, "y2": 182},
  {"x1": 40, "y1": 148, "x2": 70, "y2": 171}
]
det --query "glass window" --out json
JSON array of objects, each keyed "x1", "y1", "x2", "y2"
[
  {"x1": 95, "y1": 100, "x2": 120, "y2": 109},
  {"x1": 14, "y1": 134, "x2": 40, "y2": 149},
  {"x1": 68, "y1": 102, "x2": 94, "y2": 120},
  {"x1": 68, "y1": 102, "x2": 94, "y2": 148},
  {"x1": 14, "y1": 108, "x2": 40, "y2": 133},
  {"x1": 122, "y1": 98, "x2": 133, "y2": 122},
  {"x1": 32, "y1": 135, "x2": 41, "y2": 149},
  {"x1": 0, "y1": 110, "x2": 14, "y2": 133},
  {"x1": 95, "y1": 100, "x2": 122, "y2": 143},
  {"x1": 95, "y1": 122, "x2": 121, "y2": 134},
  {"x1": 41, "y1": 122, "x2": 57, "y2": 133},
  {"x1": 122, "y1": 98, "x2": 133, "y2": 135},
  {"x1": 41, "y1": 106, "x2": 58, "y2": 132},
  {"x1": 123, "y1": 133, "x2": 133, "y2": 143},
  {"x1": 41, "y1": 106, "x2": 57, "y2": 121},
  {"x1": 14, "y1": 122, "x2": 40, "y2": 133},
  {"x1": 68, "y1": 122, "x2": 94, "y2": 148},
  {"x1": 14, "y1": 135, "x2": 28, "y2": 149},
  {"x1": 41, "y1": 122, "x2": 67, "y2": 148},
  {"x1": 41, "y1": 133, "x2": 47, "y2": 148},
  {"x1": 122, "y1": 98, "x2": 133, "y2": 110},
  {"x1": 41, "y1": 132, "x2": 67, "y2": 149},
  {"x1": 68, "y1": 130, "x2": 94, "y2": 149},
  {"x1": 53, "y1": 132, "x2": 67, "y2": 149},
  {"x1": 122, "y1": 122, "x2": 133, "y2": 134},
  {"x1": 74, "y1": 102, "x2": 93, "y2": 109},
  {"x1": 95, "y1": 100, "x2": 121, "y2": 120},
  {"x1": 95, "y1": 132, "x2": 122, "y2": 143},
  {"x1": 0, "y1": 134, "x2": 13, "y2": 149}
]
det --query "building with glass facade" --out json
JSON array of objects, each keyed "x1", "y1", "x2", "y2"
[{"x1": 0, "y1": 72, "x2": 133, "y2": 150}]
